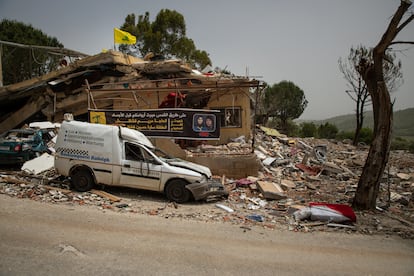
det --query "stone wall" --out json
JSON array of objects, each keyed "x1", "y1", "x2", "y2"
[
  {"x1": 151, "y1": 138, "x2": 260, "y2": 179},
  {"x1": 187, "y1": 154, "x2": 260, "y2": 179}
]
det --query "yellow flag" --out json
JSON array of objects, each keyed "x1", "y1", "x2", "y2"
[
  {"x1": 114, "y1": 28, "x2": 136, "y2": 44},
  {"x1": 89, "y1": 111, "x2": 106, "y2": 124}
]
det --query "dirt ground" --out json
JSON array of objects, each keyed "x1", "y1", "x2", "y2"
[
  {"x1": 1, "y1": 144, "x2": 413, "y2": 240},
  {"x1": 1, "y1": 170, "x2": 413, "y2": 240},
  {"x1": 1, "y1": 148, "x2": 414, "y2": 274},
  {"x1": 1, "y1": 194, "x2": 414, "y2": 276}
]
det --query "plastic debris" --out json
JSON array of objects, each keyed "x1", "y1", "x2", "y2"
[
  {"x1": 246, "y1": 214, "x2": 264, "y2": 222},
  {"x1": 215, "y1": 204, "x2": 234, "y2": 213}
]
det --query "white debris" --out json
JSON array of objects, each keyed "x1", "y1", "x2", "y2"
[
  {"x1": 29, "y1": 121, "x2": 60, "y2": 129},
  {"x1": 21, "y1": 153, "x2": 54, "y2": 175},
  {"x1": 215, "y1": 204, "x2": 234, "y2": 213}
]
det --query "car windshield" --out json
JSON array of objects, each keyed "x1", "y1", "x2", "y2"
[{"x1": 0, "y1": 129, "x2": 38, "y2": 141}]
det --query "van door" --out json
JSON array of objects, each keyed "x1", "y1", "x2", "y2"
[{"x1": 120, "y1": 142, "x2": 161, "y2": 191}]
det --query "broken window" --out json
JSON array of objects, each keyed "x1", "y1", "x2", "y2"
[
  {"x1": 125, "y1": 143, "x2": 144, "y2": 161},
  {"x1": 217, "y1": 107, "x2": 242, "y2": 128}
]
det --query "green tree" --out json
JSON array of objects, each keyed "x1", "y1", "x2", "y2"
[
  {"x1": 300, "y1": 122, "x2": 317, "y2": 137},
  {"x1": 120, "y1": 10, "x2": 211, "y2": 69},
  {"x1": 0, "y1": 19, "x2": 64, "y2": 85},
  {"x1": 338, "y1": 45, "x2": 402, "y2": 146},
  {"x1": 317, "y1": 122, "x2": 338, "y2": 139},
  {"x1": 264, "y1": 81, "x2": 308, "y2": 134},
  {"x1": 286, "y1": 120, "x2": 300, "y2": 137}
]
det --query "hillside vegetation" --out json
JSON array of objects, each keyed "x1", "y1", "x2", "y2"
[{"x1": 315, "y1": 108, "x2": 414, "y2": 139}]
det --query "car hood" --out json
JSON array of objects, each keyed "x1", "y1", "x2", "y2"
[{"x1": 167, "y1": 159, "x2": 212, "y2": 178}]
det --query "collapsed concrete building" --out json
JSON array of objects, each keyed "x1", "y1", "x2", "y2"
[{"x1": 0, "y1": 50, "x2": 265, "y2": 178}]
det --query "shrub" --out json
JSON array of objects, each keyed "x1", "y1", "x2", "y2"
[
  {"x1": 409, "y1": 141, "x2": 414, "y2": 153},
  {"x1": 391, "y1": 137, "x2": 411, "y2": 151},
  {"x1": 300, "y1": 122, "x2": 317, "y2": 137},
  {"x1": 358, "y1": 128, "x2": 373, "y2": 144},
  {"x1": 286, "y1": 120, "x2": 300, "y2": 137},
  {"x1": 317, "y1": 122, "x2": 338, "y2": 139},
  {"x1": 337, "y1": 130, "x2": 354, "y2": 141}
]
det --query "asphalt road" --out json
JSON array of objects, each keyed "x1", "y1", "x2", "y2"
[{"x1": 0, "y1": 194, "x2": 413, "y2": 276}]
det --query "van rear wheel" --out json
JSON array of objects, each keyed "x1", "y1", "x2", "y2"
[
  {"x1": 166, "y1": 180, "x2": 190, "y2": 203},
  {"x1": 71, "y1": 169, "x2": 94, "y2": 192}
]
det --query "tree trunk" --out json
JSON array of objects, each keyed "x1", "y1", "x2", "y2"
[
  {"x1": 353, "y1": 81, "x2": 392, "y2": 209},
  {"x1": 353, "y1": 100, "x2": 362, "y2": 146},
  {"x1": 352, "y1": 0, "x2": 412, "y2": 210}
]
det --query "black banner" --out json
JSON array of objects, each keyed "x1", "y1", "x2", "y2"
[{"x1": 88, "y1": 109, "x2": 220, "y2": 140}]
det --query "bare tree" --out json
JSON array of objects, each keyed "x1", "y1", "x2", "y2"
[
  {"x1": 339, "y1": 46, "x2": 403, "y2": 146},
  {"x1": 353, "y1": 0, "x2": 414, "y2": 210}
]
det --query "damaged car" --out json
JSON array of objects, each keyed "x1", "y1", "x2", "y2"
[{"x1": 0, "y1": 128, "x2": 49, "y2": 165}]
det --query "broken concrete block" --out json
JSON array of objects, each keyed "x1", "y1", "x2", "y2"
[
  {"x1": 390, "y1": 192, "x2": 410, "y2": 205},
  {"x1": 280, "y1": 179, "x2": 296, "y2": 190},
  {"x1": 297, "y1": 140, "x2": 313, "y2": 151},
  {"x1": 254, "y1": 150, "x2": 267, "y2": 160},
  {"x1": 263, "y1": 157, "x2": 277, "y2": 166},
  {"x1": 247, "y1": 176, "x2": 259, "y2": 182},
  {"x1": 257, "y1": 181, "x2": 287, "y2": 200},
  {"x1": 21, "y1": 153, "x2": 54, "y2": 175},
  {"x1": 322, "y1": 162, "x2": 344, "y2": 174},
  {"x1": 397, "y1": 173, "x2": 411, "y2": 181},
  {"x1": 274, "y1": 159, "x2": 290, "y2": 166},
  {"x1": 257, "y1": 145, "x2": 270, "y2": 156},
  {"x1": 390, "y1": 191, "x2": 403, "y2": 202}
]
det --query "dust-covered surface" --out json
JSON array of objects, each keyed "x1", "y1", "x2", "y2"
[
  {"x1": 1, "y1": 142, "x2": 413, "y2": 239},
  {"x1": 1, "y1": 124, "x2": 414, "y2": 239}
]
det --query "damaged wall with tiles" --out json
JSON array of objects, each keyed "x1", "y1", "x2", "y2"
[
  {"x1": 151, "y1": 138, "x2": 260, "y2": 179},
  {"x1": 187, "y1": 154, "x2": 260, "y2": 179},
  {"x1": 112, "y1": 82, "x2": 253, "y2": 145},
  {"x1": 207, "y1": 88, "x2": 252, "y2": 144}
]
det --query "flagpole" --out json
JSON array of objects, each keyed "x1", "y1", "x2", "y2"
[{"x1": 113, "y1": 28, "x2": 116, "y2": 51}]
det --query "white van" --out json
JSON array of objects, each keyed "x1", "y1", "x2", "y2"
[{"x1": 54, "y1": 118, "x2": 227, "y2": 202}]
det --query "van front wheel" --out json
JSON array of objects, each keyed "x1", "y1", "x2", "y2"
[
  {"x1": 71, "y1": 169, "x2": 94, "y2": 192},
  {"x1": 166, "y1": 180, "x2": 190, "y2": 203}
]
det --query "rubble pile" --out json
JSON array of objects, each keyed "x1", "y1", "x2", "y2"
[{"x1": 1, "y1": 126, "x2": 413, "y2": 239}]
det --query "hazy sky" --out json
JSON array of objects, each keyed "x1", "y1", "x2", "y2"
[{"x1": 1, "y1": 0, "x2": 413, "y2": 120}]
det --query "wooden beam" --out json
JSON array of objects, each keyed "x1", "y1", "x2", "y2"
[
  {"x1": 0, "y1": 94, "x2": 48, "y2": 133},
  {"x1": 53, "y1": 99, "x2": 114, "y2": 122}
]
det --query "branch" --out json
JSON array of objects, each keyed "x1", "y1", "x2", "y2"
[
  {"x1": 396, "y1": 13, "x2": 414, "y2": 33},
  {"x1": 346, "y1": 90, "x2": 358, "y2": 102},
  {"x1": 389, "y1": 41, "x2": 414, "y2": 45},
  {"x1": 375, "y1": 1, "x2": 412, "y2": 53}
]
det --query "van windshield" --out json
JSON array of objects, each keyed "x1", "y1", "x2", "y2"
[{"x1": 149, "y1": 147, "x2": 178, "y2": 162}]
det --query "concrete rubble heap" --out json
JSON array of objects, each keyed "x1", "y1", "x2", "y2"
[{"x1": 1, "y1": 125, "x2": 413, "y2": 239}]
